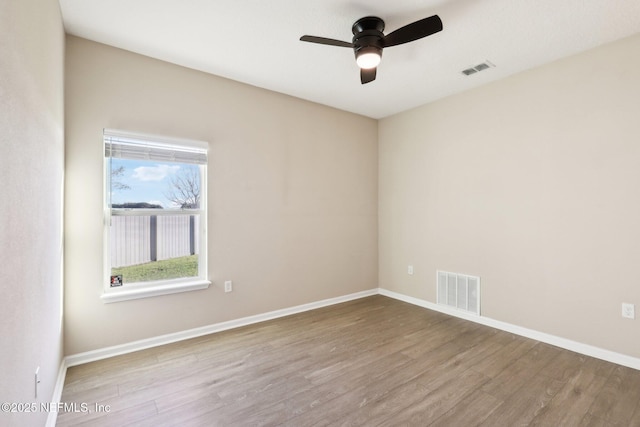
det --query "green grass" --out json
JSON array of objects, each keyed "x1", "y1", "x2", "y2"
[{"x1": 112, "y1": 255, "x2": 198, "y2": 284}]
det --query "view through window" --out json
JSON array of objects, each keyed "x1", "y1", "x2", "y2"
[{"x1": 104, "y1": 130, "x2": 207, "y2": 293}]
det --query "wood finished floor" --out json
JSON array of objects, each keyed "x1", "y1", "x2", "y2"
[{"x1": 57, "y1": 296, "x2": 640, "y2": 426}]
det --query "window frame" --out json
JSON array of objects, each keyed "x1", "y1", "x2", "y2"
[{"x1": 102, "y1": 129, "x2": 210, "y2": 303}]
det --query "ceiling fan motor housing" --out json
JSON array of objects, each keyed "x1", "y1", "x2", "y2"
[{"x1": 352, "y1": 16, "x2": 385, "y2": 63}]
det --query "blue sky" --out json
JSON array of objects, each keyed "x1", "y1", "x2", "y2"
[{"x1": 110, "y1": 158, "x2": 196, "y2": 208}]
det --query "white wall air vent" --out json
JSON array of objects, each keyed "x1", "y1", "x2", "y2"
[{"x1": 437, "y1": 270, "x2": 481, "y2": 316}]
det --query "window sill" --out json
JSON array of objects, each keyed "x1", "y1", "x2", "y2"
[{"x1": 101, "y1": 279, "x2": 211, "y2": 304}]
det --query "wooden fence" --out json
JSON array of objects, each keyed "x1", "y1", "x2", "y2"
[{"x1": 110, "y1": 215, "x2": 199, "y2": 268}]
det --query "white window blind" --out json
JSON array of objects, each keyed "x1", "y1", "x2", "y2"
[{"x1": 104, "y1": 129, "x2": 207, "y2": 165}]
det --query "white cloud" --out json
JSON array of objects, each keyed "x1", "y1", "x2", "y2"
[{"x1": 132, "y1": 165, "x2": 180, "y2": 181}]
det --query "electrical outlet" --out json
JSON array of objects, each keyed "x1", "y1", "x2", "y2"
[
  {"x1": 408, "y1": 265, "x2": 414, "y2": 275},
  {"x1": 622, "y1": 303, "x2": 635, "y2": 319},
  {"x1": 224, "y1": 281, "x2": 233, "y2": 293}
]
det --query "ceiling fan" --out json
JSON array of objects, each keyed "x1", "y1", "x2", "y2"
[{"x1": 300, "y1": 15, "x2": 443, "y2": 84}]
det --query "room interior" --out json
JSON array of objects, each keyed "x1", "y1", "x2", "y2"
[{"x1": 2, "y1": 0, "x2": 640, "y2": 426}]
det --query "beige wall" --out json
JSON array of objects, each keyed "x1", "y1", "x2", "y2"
[
  {"x1": 64, "y1": 36, "x2": 378, "y2": 355},
  {"x1": 0, "y1": 0, "x2": 65, "y2": 425},
  {"x1": 379, "y1": 33, "x2": 640, "y2": 358},
  {"x1": 64, "y1": 28, "x2": 640, "y2": 361}
]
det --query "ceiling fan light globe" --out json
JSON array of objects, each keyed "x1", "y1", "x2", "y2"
[{"x1": 356, "y1": 52, "x2": 381, "y2": 69}]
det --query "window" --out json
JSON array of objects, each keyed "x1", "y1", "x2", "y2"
[{"x1": 102, "y1": 129, "x2": 209, "y2": 303}]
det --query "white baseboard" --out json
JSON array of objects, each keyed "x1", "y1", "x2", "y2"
[
  {"x1": 45, "y1": 358, "x2": 68, "y2": 427},
  {"x1": 378, "y1": 288, "x2": 640, "y2": 371},
  {"x1": 65, "y1": 288, "x2": 378, "y2": 367},
  {"x1": 62, "y1": 286, "x2": 639, "y2": 378}
]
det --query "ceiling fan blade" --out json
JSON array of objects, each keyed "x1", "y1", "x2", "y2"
[
  {"x1": 300, "y1": 35, "x2": 353, "y2": 48},
  {"x1": 360, "y1": 67, "x2": 377, "y2": 84},
  {"x1": 383, "y1": 15, "x2": 442, "y2": 47}
]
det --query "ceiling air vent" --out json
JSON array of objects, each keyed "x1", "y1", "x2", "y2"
[{"x1": 461, "y1": 61, "x2": 494, "y2": 76}]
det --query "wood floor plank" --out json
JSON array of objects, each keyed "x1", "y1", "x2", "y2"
[
  {"x1": 480, "y1": 342, "x2": 563, "y2": 401},
  {"x1": 279, "y1": 353, "x2": 418, "y2": 425},
  {"x1": 471, "y1": 334, "x2": 537, "y2": 378},
  {"x1": 630, "y1": 403, "x2": 640, "y2": 427},
  {"x1": 337, "y1": 379, "x2": 435, "y2": 426},
  {"x1": 528, "y1": 365, "x2": 610, "y2": 426},
  {"x1": 56, "y1": 295, "x2": 640, "y2": 426},
  {"x1": 375, "y1": 369, "x2": 491, "y2": 425},
  {"x1": 478, "y1": 370, "x2": 565, "y2": 426},
  {"x1": 429, "y1": 390, "x2": 503, "y2": 427},
  {"x1": 579, "y1": 412, "x2": 628, "y2": 427},
  {"x1": 587, "y1": 365, "x2": 640, "y2": 425}
]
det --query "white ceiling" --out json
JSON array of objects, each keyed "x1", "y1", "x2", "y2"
[{"x1": 59, "y1": 0, "x2": 640, "y2": 119}]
